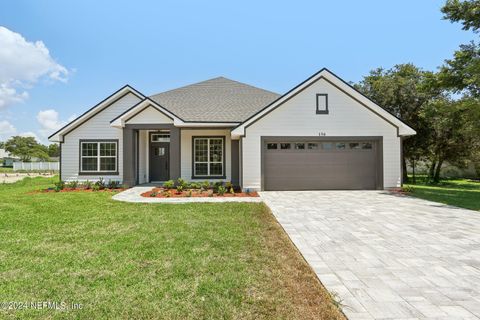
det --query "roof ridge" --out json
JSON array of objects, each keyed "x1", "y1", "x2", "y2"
[
  {"x1": 214, "y1": 77, "x2": 280, "y2": 96},
  {"x1": 149, "y1": 76, "x2": 279, "y2": 97}
]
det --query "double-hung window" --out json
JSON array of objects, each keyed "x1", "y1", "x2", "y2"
[
  {"x1": 193, "y1": 137, "x2": 224, "y2": 177},
  {"x1": 80, "y1": 140, "x2": 117, "y2": 173}
]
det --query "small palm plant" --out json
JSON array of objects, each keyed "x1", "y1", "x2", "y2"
[
  {"x1": 201, "y1": 180, "x2": 210, "y2": 192},
  {"x1": 217, "y1": 186, "x2": 226, "y2": 196}
]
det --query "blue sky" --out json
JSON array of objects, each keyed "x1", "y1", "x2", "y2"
[{"x1": 0, "y1": 0, "x2": 474, "y2": 144}]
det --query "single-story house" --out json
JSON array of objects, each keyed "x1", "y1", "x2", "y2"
[
  {"x1": 48, "y1": 68, "x2": 416, "y2": 190},
  {"x1": 0, "y1": 149, "x2": 19, "y2": 167}
]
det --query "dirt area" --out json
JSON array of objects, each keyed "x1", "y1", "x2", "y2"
[{"x1": 0, "y1": 173, "x2": 55, "y2": 184}]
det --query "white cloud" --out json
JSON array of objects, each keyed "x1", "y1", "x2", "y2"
[
  {"x1": 0, "y1": 26, "x2": 69, "y2": 109},
  {"x1": 36, "y1": 109, "x2": 76, "y2": 141},
  {"x1": 19, "y1": 131, "x2": 40, "y2": 141},
  {"x1": 0, "y1": 84, "x2": 29, "y2": 108},
  {"x1": 0, "y1": 120, "x2": 17, "y2": 141},
  {"x1": 0, "y1": 108, "x2": 74, "y2": 144},
  {"x1": 0, "y1": 120, "x2": 43, "y2": 143},
  {"x1": 37, "y1": 109, "x2": 61, "y2": 131},
  {"x1": 36, "y1": 109, "x2": 64, "y2": 138}
]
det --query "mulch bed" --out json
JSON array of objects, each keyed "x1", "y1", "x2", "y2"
[
  {"x1": 141, "y1": 188, "x2": 259, "y2": 198},
  {"x1": 33, "y1": 188, "x2": 126, "y2": 193}
]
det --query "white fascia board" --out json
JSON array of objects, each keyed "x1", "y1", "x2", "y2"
[
  {"x1": 49, "y1": 85, "x2": 145, "y2": 142},
  {"x1": 174, "y1": 122, "x2": 239, "y2": 128},
  {"x1": 110, "y1": 99, "x2": 184, "y2": 128}
]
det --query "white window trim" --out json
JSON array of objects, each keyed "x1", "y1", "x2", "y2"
[
  {"x1": 193, "y1": 137, "x2": 224, "y2": 177},
  {"x1": 80, "y1": 141, "x2": 118, "y2": 173}
]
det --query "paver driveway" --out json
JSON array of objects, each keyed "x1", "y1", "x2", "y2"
[{"x1": 260, "y1": 191, "x2": 480, "y2": 320}]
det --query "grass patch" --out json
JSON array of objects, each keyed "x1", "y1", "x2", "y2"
[
  {"x1": 406, "y1": 176, "x2": 480, "y2": 211},
  {"x1": 0, "y1": 177, "x2": 343, "y2": 319},
  {"x1": 0, "y1": 167, "x2": 13, "y2": 173}
]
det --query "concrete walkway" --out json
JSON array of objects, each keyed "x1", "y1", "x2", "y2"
[
  {"x1": 260, "y1": 191, "x2": 480, "y2": 320},
  {"x1": 113, "y1": 186, "x2": 262, "y2": 203}
]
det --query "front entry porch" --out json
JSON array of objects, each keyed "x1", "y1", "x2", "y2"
[{"x1": 123, "y1": 124, "x2": 181, "y2": 187}]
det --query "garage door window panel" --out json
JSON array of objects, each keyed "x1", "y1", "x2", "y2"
[
  {"x1": 280, "y1": 143, "x2": 291, "y2": 150},
  {"x1": 362, "y1": 142, "x2": 373, "y2": 149},
  {"x1": 294, "y1": 143, "x2": 305, "y2": 150},
  {"x1": 307, "y1": 143, "x2": 319, "y2": 150},
  {"x1": 267, "y1": 143, "x2": 278, "y2": 150},
  {"x1": 336, "y1": 143, "x2": 346, "y2": 150},
  {"x1": 322, "y1": 142, "x2": 333, "y2": 150}
]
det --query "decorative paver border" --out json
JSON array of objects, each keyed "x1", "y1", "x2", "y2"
[{"x1": 112, "y1": 186, "x2": 262, "y2": 203}]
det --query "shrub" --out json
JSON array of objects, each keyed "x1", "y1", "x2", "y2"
[
  {"x1": 402, "y1": 185, "x2": 414, "y2": 193},
  {"x1": 163, "y1": 180, "x2": 175, "y2": 189},
  {"x1": 163, "y1": 190, "x2": 171, "y2": 197},
  {"x1": 188, "y1": 182, "x2": 200, "y2": 189},
  {"x1": 207, "y1": 190, "x2": 214, "y2": 197},
  {"x1": 201, "y1": 181, "x2": 210, "y2": 191},
  {"x1": 225, "y1": 181, "x2": 233, "y2": 189},
  {"x1": 186, "y1": 190, "x2": 192, "y2": 197},
  {"x1": 149, "y1": 191, "x2": 158, "y2": 197},
  {"x1": 229, "y1": 187, "x2": 235, "y2": 195},
  {"x1": 83, "y1": 180, "x2": 92, "y2": 189},
  {"x1": 177, "y1": 178, "x2": 188, "y2": 188},
  {"x1": 217, "y1": 186, "x2": 226, "y2": 196},
  {"x1": 108, "y1": 180, "x2": 120, "y2": 189},
  {"x1": 95, "y1": 177, "x2": 105, "y2": 189},
  {"x1": 54, "y1": 181, "x2": 65, "y2": 192},
  {"x1": 68, "y1": 180, "x2": 79, "y2": 189},
  {"x1": 92, "y1": 184, "x2": 100, "y2": 192},
  {"x1": 176, "y1": 185, "x2": 184, "y2": 193},
  {"x1": 213, "y1": 181, "x2": 223, "y2": 192}
]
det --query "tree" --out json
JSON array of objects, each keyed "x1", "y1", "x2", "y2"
[
  {"x1": 0, "y1": 141, "x2": 4, "y2": 149},
  {"x1": 442, "y1": 0, "x2": 480, "y2": 32},
  {"x1": 422, "y1": 97, "x2": 480, "y2": 181},
  {"x1": 355, "y1": 64, "x2": 440, "y2": 182},
  {"x1": 438, "y1": 42, "x2": 480, "y2": 96},
  {"x1": 48, "y1": 143, "x2": 60, "y2": 157},
  {"x1": 4, "y1": 136, "x2": 49, "y2": 162},
  {"x1": 440, "y1": 1, "x2": 480, "y2": 96}
]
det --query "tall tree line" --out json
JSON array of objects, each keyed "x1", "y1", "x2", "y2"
[{"x1": 355, "y1": 0, "x2": 480, "y2": 182}]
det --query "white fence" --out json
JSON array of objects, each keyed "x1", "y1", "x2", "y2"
[{"x1": 13, "y1": 162, "x2": 59, "y2": 171}]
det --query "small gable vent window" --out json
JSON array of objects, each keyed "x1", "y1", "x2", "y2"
[{"x1": 316, "y1": 94, "x2": 329, "y2": 114}]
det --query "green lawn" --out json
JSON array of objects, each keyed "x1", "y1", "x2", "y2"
[
  {"x1": 0, "y1": 167, "x2": 13, "y2": 173},
  {"x1": 0, "y1": 177, "x2": 343, "y2": 320},
  {"x1": 406, "y1": 177, "x2": 480, "y2": 211}
]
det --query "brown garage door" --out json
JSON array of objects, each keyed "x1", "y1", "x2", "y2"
[{"x1": 263, "y1": 139, "x2": 380, "y2": 190}]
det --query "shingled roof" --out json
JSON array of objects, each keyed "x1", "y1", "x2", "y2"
[{"x1": 149, "y1": 77, "x2": 280, "y2": 122}]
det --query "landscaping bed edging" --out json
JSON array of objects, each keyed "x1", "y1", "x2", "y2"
[{"x1": 113, "y1": 186, "x2": 263, "y2": 203}]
